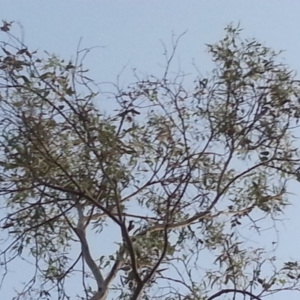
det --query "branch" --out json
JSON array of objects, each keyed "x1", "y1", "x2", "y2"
[
  {"x1": 134, "y1": 206, "x2": 252, "y2": 238},
  {"x1": 90, "y1": 249, "x2": 125, "y2": 300},
  {"x1": 104, "y1": 250, "x2": 124, "y2": 287},
  {"x1": 82, "y1": 211, "x2": 159, "y2": 223},
  {"x1": 36, "y1": 179, "x2": 122, "y2": 226},
  {"x1": 207, "y1": 289, "x2": 262, "y2": 300},
  {"x1": 75, "y1": 204, "x2": 105, "y2": 292},
  {"x1": 97, "y1": 167, "x2": 142, "y2": 285}
]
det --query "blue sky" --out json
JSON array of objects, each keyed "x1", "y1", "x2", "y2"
[{"x1": 1, "y1": 1, "x2": 300, "y2": 299}]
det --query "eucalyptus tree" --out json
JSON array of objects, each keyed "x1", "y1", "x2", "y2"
[{"x1": 1, "y1": 21, "x2": 300, "y2": 300}]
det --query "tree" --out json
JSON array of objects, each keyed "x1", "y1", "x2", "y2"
[{"x1": 0, "y1": 21, "x2": 300, "y2": 300}]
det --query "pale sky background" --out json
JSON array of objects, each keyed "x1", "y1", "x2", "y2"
[{"x1": 1, "y1": 1, "x2": 300, "y2": 299}]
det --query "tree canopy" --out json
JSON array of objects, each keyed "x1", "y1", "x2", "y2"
[{"x1": 1, "y1": 21, "x2": 300, "y2": 300}]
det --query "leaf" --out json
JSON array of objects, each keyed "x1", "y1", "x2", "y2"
[
  {"x1": 259, "y1": 156, "x2": 268, "y2": 162},
  {"x1": 40, "y1": 72, "x2": 52, "y2": 80},
  {"x1": 260, "y1": 151, "x2": 270, "y2": 156},
  {"x1": 279, "y1": 278, "x2": 286, "y2": 285},
  {"x1": 257, "y1": 278, "x2": 264, "y2": 284},
  {"x1": 0, "y1": 24, "x2": 10, "y2": 32},
  {"x1": 210, "y1": 276, "x2": 219, "y2": 289},
  {"x1": 66, "y1": 87, "x2": 74, "y2": 96},
  {"x1": 224, "y1": 274, "x2": 229, "y2": 285},
  {"x1": 66, "y1": 62, "x2": 74, "y2": 70},
  {"x1": 2, "y1": 47, "x2": 11, "y2": 56},
  {"x1": 21, "y1": 76, "x2": 30, "y2": 84},
  {"x1": 17, "y1": 48, "x2": 27, "y2": 55},
  {"x1": 1, "y1": 222, "x2": 14, "y2": 229}
]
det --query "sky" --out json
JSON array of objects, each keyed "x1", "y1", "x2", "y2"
[{"x1": 1, "y1": 1, "x2": 300, "y2": 299}]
